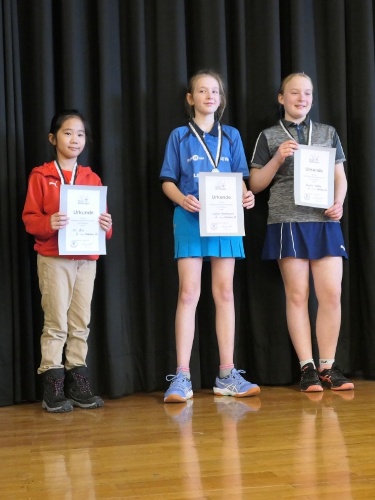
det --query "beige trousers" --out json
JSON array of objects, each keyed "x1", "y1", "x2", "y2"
[{"x1": 37, "y1": 255, "x2": 97, "y2": 374}]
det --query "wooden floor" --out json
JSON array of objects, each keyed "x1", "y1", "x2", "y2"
[{"x1": 1, "y1": 380, "x2": 375, "y2": 499}]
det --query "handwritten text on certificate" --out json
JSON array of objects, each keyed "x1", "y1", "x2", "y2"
[
  {"x1": 58, "y1": 185, "x2": 107, "y2": 255},
  {"x1": 199, "y1": 172, "x2": 244, "y2": 236},
  {"x1": 294, "y1": 145, "x2": 335, "y2": 209}
]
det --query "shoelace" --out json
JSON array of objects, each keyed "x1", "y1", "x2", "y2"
[
  {"x1": 72, "y1": 373, "x2": 92, "y2": 394},
  {"x1": 51, "y1": 378, "x2": 65, "y2": 395},
  {"x1": 227, "y1": 369, "x2": 245, "y2": 380},
  {"x1": 302, "y1": 368, "x2": 318, "y2": 380},
  {"x1": 324, "y1": 366, "x2": 344, "y2": 379},
  {"x1": 165, "y1": 374, "x2": 190, "y2": 388}
]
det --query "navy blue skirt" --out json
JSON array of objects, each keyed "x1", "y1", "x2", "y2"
[
  {"x1": 173, "y1": 207, "x2": 245, "y2": 259},
  {"x1": 262, "y1": 222, "x2": 348, "y2": 260}
]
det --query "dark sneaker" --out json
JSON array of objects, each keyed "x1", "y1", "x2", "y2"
[
  {"x1": 318, "y1": 364, "x2": 354, "y2": 391},
  {"x1": 65, "y1": 366, "x2": 104, "y2": 409},
  {"x1": 41, "y1": 368, "x2": 73, "y2": 413},
  {"x1": 300, "y1": 363, "x2": 323, "y2": 392}
]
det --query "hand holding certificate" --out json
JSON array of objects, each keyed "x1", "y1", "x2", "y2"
[
  {"x1": 294, "y1": 145, "x2": 335, "y2": 209},
  {"x1": 58, "y1": 185, "x2": 108, "y2": 255},
  {"x1": 198, "y1": 172, "x2": 245, "y2": 236}
]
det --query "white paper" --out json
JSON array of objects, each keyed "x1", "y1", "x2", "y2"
[
  {"x1": 199, "y1": 172, "x2": 244, "y2": 236},
  {"x1": 294, "y1": 145, "x2": 335, "y2": 209},
  {"x1": 58, "y1": 185, "x2": 107, "y2": 255}
]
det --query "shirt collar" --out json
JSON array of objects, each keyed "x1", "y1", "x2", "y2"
[
  {"x1": 190, "y1": 120, "x2": 220, "y2": 137},
  {"x1": 282, "y1": 116, "x2": 310, "y2": 128}
]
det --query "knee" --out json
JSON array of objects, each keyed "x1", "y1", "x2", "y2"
[
  {"x1": 212, "y1": 285, "x2": 234, "y2": 304},
  {"x1": 287, "y1": 288, "x2": 309, "y2": 308},
  {"x1": 178, "y1": 285, "x2": 200, "y2": 306},
  {"x1": 319, "y1": 288, "x2": 342, "y2": 309}
]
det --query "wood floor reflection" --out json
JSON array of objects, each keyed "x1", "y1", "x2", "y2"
[{"x1": 1, "y1": 380, "x2": 375, "y2": 498}]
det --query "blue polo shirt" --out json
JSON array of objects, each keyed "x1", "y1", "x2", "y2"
[{"x1": 160, "y1": 121, "x2": 249, "y2": 199}]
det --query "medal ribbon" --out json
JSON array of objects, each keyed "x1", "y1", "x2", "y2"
[
  {"x1": 54, "y1": 160, "x2": 78, "y2": 185},
  {"x1": 279, "y1": 119, "x2": 312, "y2": 146},
  {"x1": 189, "y1": 121, "x2": 223, "y2": 172}
]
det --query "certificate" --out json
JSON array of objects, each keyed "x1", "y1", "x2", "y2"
[
  {"x1": 294, "y1": 145, "x2": 335, "y2": 209},
  {"x1": 199, "y1": 172, "x2": 244, "y2": 236},
  {"x1": 58, "y1": 185, "x2": 107, "y2": 255}
]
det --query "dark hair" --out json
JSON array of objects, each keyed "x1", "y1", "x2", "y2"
[
  {"x1": 185, "y1": 69, "x2": 227, "y2": 121},
  {"x1": 49, "y1": 109, "x2": 91, "y2": 141}
]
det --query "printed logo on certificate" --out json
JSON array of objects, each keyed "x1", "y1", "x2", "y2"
[
  {"x1": 58, "y1": 185, "x2": 108, "y2": 255},
  {"x1": 198, "y1": 172, "x2": 245, "y2": 237},
  {"x1": 294, "y1": 145, "x2": 335, "y2": 209}
]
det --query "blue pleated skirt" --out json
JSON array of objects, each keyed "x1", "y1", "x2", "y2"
[
  {"x1": 262, "y1": 222, "x2": 348, "y2": 260},
  {"x1": 173, "y1": 206, "x2": 245, "y2": 259}
]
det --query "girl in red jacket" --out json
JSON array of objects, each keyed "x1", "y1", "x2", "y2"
[{"x1": 23, "y1": 110, "x2": 112, "y2": 413}]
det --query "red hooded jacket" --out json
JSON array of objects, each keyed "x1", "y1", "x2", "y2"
[{"x1": 22, "y1": 161, "x2": 112, "y2": 259}]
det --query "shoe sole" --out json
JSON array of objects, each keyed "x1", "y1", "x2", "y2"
[
  {"x1": 42, "y1": 401, "x2": 73, "y2": 413},
  {"x1": 329, "y1": 382, "x2": 355, "y2": 391},
  {"x1": 70, "y1": 399, "x2": 104, "y2": 409},
  {"x1": 213, "y1": 386, "x2": 260, "y2": 397},
  {"x1": 164, "y1": 392, "x2": 193, "y2": 403},
  {"x1": 301, "y1": 385, "x2": 324, "y2": 392}
]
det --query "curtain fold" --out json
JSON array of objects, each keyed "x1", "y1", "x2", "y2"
[
  {"x1": 345, "y1": 0, "x2": 375, "y2": 377},
  {"x1": 0, "y1": 0, "x2": 36, "y2": 405},
  {"x1": 1, "y1": 0, "x2": 375, "y2": 405}
]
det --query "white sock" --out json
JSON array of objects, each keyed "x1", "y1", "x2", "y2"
[
  {"x1": 319, "y1": 359, "x2": 335, "y2": 371},
  {"x1": 300, "y1": 359, "x2": 315, "y2": 369}
]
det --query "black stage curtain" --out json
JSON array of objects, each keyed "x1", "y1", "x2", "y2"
[{"x1": 1, "y1": 0, "x2": 375, "y2": 406}]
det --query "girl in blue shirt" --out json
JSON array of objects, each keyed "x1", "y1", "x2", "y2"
[{"x1": 160, "y1": 69, "x2": 260, "y2": 403}]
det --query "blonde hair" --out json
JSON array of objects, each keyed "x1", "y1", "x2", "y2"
[
  {"x1": 185, "y1": 69, "x2": 227, "y2": 121},
  {"x1": 278, "y1": 72, "x2": 314, "y2": 95}
]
